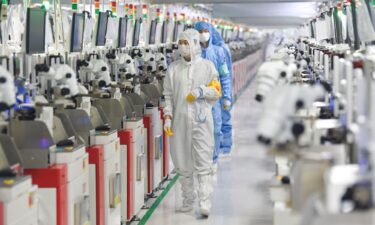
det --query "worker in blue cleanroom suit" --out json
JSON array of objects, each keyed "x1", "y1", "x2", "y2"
[
  {"x1": 210, "y1": 25, "x2": 233, "y2": 155},
  {"x1": 195, "y1": 22, "x2": 231, "y2": 166}
]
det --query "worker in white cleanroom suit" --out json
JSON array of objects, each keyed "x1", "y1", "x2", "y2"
[{"x1": 163, "y1": 29, "x2": 222, "y2": 217}]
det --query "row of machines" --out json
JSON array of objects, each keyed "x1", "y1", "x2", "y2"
[
  {"x1": 0, "y1": 4, "x2": 187, "y2": 225},
  {"x1": 255, "y1": 35, "x2": 375, "y2": 224}
]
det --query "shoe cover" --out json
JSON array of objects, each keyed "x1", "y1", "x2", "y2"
[
  {"x1": 198, "y1": 174, "x2": 213, "y2": 216},
  {"x1": 179, "y1": 174, "x2": 196, "y2": 205},
  {"x1": 177, "y1": 203, "x2": 194, "y2": 213}
]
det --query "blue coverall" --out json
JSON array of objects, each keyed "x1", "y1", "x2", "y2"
[
  {"x1": 195, "y1": 22, "x2": 231, "y2": 163},
  {"x1": 210, "y1": 25, "x2": 233, "y2": 154}
]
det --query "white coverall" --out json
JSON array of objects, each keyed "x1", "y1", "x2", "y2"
[{"x1": 163, "y1": 29, "x2": 220, "y2": 213}]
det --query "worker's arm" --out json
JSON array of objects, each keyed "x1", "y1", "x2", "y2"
[
  {"x1": 162, "y1": 68, "x2": 174, "y2": 136},
  {"x1": 201, "y1": 62, "x2": 222, "y2": 104},
  {"x1": 217, "y1": 49, "x2": 232, "y2": 109},
  {"x1": 201, "y1": 78, "x2": 222, "y2": 101},
  {"x1": 186, "y1": 61, "x2": 222, "y2": 104},
  {"x1": 162, "y1": 66, "x2": 174, "y2": 119}
]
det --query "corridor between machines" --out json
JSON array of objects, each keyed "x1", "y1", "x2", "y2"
[{"x1": 145, "y1": 82, "x2": 274, "y2": 225}]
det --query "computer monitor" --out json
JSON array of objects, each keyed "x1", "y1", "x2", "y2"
[
  {"x1": 118, "y1": 16, "x2": 128, "y2": 48},
  {"x1": 149, "y1": 19, "x2": 157, "y2": 45},
  {"x1": 70, "y1": 13, "x2": 85, "y2": 52},
  {"x1": 26, "y1": 7, "x2": 46, "y2": 54},
  {"x1": 132, "y1": 19, "x2": 141, "y2": 46},
  {"x1": 161, "y1": 21, "x2": 167, "y2": 44},
  {"x1": 96, "y1": 12, "x2": 108, "y2": 46},
  {"x1": 172, "y1": 21, "x2": 179, "y2": 42}
]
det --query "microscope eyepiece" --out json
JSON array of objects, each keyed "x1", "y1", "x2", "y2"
[
  {"x1": 98, "y1": 80, "x2": 107, "y2": 88},
  {"x1": 0, "y1": 102, "x2": 8, "y2": 112},
  {"x1": 257, "y1": 135, "x2": 271, "y2": 145},
  {"x1": 61, "y1": 88, "x2": 70, "y2": 96},
  {"x1": 295, "y1": 100, "x2": 304, "y2": 109},
  {"x1": 292, "y1": 122, "x2": 305, "y2": 138},
  {"x1": 255, "y1": 94, "x2": 263, "y2": 102}
]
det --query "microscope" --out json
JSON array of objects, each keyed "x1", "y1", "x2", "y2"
[{"x1": 0, "y1": 65, "x2": 38, "y2": 225}]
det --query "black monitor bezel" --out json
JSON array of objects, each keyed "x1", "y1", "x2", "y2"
[
  {"x1": 118, "y1": 16, "x2": 128, "y2": 48},
  {"x1": 161, "y1": 20, "x2": 168, "y2": 44},
  {"x1": 132, "y1": 18, "x2": 141, "y2": 46},
  {"x1": 26, "y1": 7, "x2": 47, "y2": 54},
  {"x1": 148, "y1": 19, "x2": 157, "y2": 45},
  {"x1": 95, "y1": 12, "x2": 109, "y2": 46},
  {"x1": 172, "y1": 21, "x2": 179, "y2": 42},
  {"x1": 70, "y1": 12, "x2": 85, "y2": 52}
]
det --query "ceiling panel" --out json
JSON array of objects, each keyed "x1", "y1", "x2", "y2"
[
  {"x1": 230, "y1": 16, "x2": 309, "y2": 28},
  {"x1": 150, "y1": 0, "x2": 320, "y2": 28},
  {"x1": 212, "y1": 2, "x2": 318, "y2": 18},
  {"x1": 212, "y1": 2, "x2": 318, "y2": 27},
  {"x1": 151, "y1": 0, "x2": 319, "y2": 3}
]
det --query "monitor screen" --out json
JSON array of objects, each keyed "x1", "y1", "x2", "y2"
[
  {"x1": 26, "y1": 8, "x2": 46, "y2": 54},
  {"x1": 96, "y1": 12, "x2": 108, "y2": 46},
  {"x1": 118, "y1": 16, "x2": 128, "y2": 48},
  {"x1": 149, "y1": 20, "x2": 157, "y2": 45},
  {"x1": 70, "y1": 13, "x2": 85, "y2": 52},
  {"x1": 172, "y1": 21, "x2": 179, "y2": 42},
  {"x1": 161, "y1": 21, "x2": 167, "y2": 44},
  {"x1": 132, "y1": 19, "x2": 141, "y2": 46}
]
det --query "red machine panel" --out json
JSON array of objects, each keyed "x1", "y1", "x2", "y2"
[
  {"x1": 0, "y1": 202, "x2": 4, "y2": 225},
  {"x1": 86, "y1": 145, "x2": 105, "y2": 225},
  {"x1": 24, "y1": 164, "x2": 68, "y2": 225},
  {"x1": 143, "y1": 115, "x2": 154, "y2": 194},
  {"x1": 118, "y1": 129, "x2": 134, "y2": 220}
]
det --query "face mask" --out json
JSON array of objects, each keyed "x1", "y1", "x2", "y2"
[
  {"x1": 199, "y1": 32, "x2": 210, "y2": 43},
  {"x1": 179, "y1": 45, "x2": 191, "y2": 57}
]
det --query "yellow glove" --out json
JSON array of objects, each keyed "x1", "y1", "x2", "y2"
[
  {"x1": 165, "y1": 127, "x2": 174, "y2": 136},
  {"x1": 186, "y1": 93, "x2": 197, "y2": 103},
  {"x1": 164, "y1": 118, "x2": 174, "y2": 136},
  {"x1": 186, "y1": 88, "x2": 202, "y2": 103},
  {"x1": 223, "y1": 99, "x2": 231, "y2": 110},
  {"x1": 208, "y1": 79, "x2": 222, "y2": 97}
]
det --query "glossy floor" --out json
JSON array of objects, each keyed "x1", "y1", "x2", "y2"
[{"x1": 146, "y1": 82, "x2": 274, "y2": 225}]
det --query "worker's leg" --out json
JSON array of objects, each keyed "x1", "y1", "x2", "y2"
[
  {"x1": 212, "y1": 101, "x2": 222, "y2": 163},
  {"x1": 192, "y1": 120, "x2": 214, "y2": 217}
]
